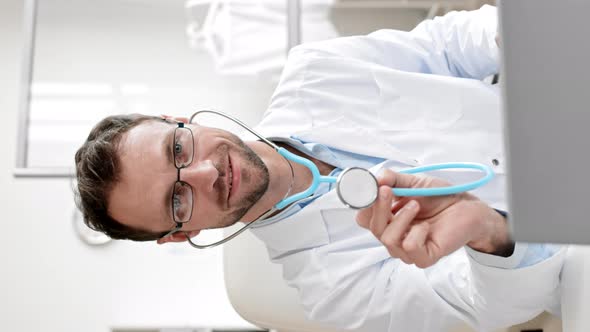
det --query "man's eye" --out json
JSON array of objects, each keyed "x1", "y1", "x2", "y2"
[
  {"x1": 174, "y1": 142, "x2": 183, "y2": 155},
  {"x1": 173, "y1": 195, "x2": 182, "y2": 211},
  {"x1": 173, "y1": 193, "x2": 189, "y2": 221}
]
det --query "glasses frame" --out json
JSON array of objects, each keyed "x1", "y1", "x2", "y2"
[{"x1": 160, "y1": 122, "x2": 195, "y2": 240}]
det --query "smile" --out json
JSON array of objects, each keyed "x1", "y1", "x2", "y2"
[
  {"x1": 228, "y1": 153, "x2": 240, "y2": 203},
  {"x1": 227, "y1": 156, "x2": 233, "y2": 201},
  {"x1": 227, "y1": 159, "x2": 234, "y2": 193}
]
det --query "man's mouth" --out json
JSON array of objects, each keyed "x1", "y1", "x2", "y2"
[
  {"x1": 227, "y1": 153, "x2": 241, "y2": 205},
  {"x1": 227, "y1": 155, "x2": 233, "y2": 203}
]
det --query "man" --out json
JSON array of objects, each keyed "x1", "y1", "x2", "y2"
[{"x1": 75, "y1": 5, "x2": 564, "y2": 332}]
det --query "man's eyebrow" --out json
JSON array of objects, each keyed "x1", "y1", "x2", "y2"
[{"x1": 163, "y1": 125, "x2": 174, "y2": 166}]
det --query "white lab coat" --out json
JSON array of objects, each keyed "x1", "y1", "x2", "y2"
[{"x1": 249, "y1": 6, "x2": 566, "y2": 331}]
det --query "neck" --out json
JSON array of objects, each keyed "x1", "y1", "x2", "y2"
[{"x1": 240, "y1": 140, "x2": 335, "y2": 222}]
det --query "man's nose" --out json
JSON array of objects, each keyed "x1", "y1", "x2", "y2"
[{"x1": 180, "y1": 159, "x2": 218, "y2": 193}]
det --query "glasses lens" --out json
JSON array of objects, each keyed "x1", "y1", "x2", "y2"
[
  {"x1": 172, "y1": 181, "x2": 193, "y2": 222},
  {"x1": 173, "y1": 127, "x2": 194, "y2": 168}
]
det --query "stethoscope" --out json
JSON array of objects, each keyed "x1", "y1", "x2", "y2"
[{"x1": 184, "y1": 110, "x2": 494, "y2": 249}]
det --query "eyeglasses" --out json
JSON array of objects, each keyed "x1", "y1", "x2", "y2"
[{"x1": 161, "y1": 122, "x2": 195, "y2": 239}]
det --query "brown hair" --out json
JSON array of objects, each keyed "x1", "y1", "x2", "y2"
[{"x1": 74, "y1": 114, "x2": 166, "y2": 241}]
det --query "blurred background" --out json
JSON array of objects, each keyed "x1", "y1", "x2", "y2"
[{"x1": 0, "y1": 0, "x2": 492, "y2": 331}]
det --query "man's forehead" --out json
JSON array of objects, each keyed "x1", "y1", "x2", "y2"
[
  {"x1": 109, "y1": 118, "x2": 174, "y2": 232},
  {"x1": 122, "y1": 119, "x2": 169, "y2": 142}
]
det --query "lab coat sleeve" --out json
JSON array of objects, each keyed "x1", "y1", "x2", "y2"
[
  {"x1": 465, "y1": 246, "x2": 567, "y2": 330},
  {"x1": 467, "y1": 243, "x2": 565, "y2": 269},
  {"x1": 274, "y1": 236, "x2": 566, "y2": 331},
  {"x1": 290, "y1": 5, "x2": 499, "y2": 79}
]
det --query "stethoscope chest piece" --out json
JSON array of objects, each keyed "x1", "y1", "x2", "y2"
[{"x1": 336, "y1": 167, "x2": 379, "y2": 209}]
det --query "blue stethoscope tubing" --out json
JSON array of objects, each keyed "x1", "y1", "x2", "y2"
[
  {"x1": 185, "y1": 109, "x2": 495, "y2": 249},
  {"x1": 274, "y1": 147, "x2": 494, "y2": 209}
]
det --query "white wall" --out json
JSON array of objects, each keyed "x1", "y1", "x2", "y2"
[
  {"x1": 27, "y1": 0, "x2": 279, "y2": 168},
  {"x1": 0, "y1": 1, "x2": 260, "y2": 331}
]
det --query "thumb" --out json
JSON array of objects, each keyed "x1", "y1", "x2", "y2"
[{"x1": 376, "y1": 169, "x2": 420, "y2": 189}]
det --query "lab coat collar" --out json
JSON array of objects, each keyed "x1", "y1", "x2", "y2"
[{"x1": 262, "y1": 115, "x2": 419, "y2": 167}]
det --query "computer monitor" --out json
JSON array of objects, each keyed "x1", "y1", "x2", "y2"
[{"x1": 499, "y1": 0, "x2": 590, "y2": 244}]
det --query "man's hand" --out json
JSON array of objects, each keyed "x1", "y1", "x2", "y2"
[{"x1": 355, "y1": 169, "x2": 513, "y2": 268}]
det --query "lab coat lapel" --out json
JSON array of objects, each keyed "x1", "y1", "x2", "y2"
[
  {"x1": 250, "y1": 197, "x2": 338, "y2": 255},
  {"x1": 250, "y1": 185, "x2": 349, "y2": 256}
]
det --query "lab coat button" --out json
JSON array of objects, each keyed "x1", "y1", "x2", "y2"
[{"x1": 492, "y1": 159, "x2": 500, "y2": 166}]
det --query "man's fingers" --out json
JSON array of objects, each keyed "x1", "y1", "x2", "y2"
[
  {"x1": 368, "y1": 186, "x2": 393, "y2": 238},
  {"x1": 356, "y1": 203, "x2": 374, "y2": 229},
  {"x1": 402, "y1": 222, "x2": 434, "y2": 268},
  {"x1": 390, "y1": 198, "x2": 409, "y2": 215},
  {"x1": 380, "y1": 200, "x2": 419, "y2": 260},
  {"x1": 358, "y1": 169, "x2": 421, "y2": 230},
  {"x1": 382, "y1": 200, "x2": 419, "y2": 245}
]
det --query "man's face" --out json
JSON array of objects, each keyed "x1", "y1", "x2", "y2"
[{"x1": 108, "y1": 119, "x2": 269, "y2": 240}]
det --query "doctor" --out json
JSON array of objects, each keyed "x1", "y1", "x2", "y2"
[
  {"x1": 74, "y1": 5, "x2": 564, "y2": 332},
  {"x1": 244, "y1": 5, "x2": 563, "y2": 330}
]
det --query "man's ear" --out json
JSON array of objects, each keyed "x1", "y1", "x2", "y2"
[
  {"x1": 160, "y1": 114, "x2": 190, "y2": 124},
  {"x1": 157, "y1": 230, "x2": 200, "y2": 245}
]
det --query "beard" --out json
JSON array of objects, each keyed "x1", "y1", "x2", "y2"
[{"x1": 211, "y1": 133, "x2": 269, "y2": 229}]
